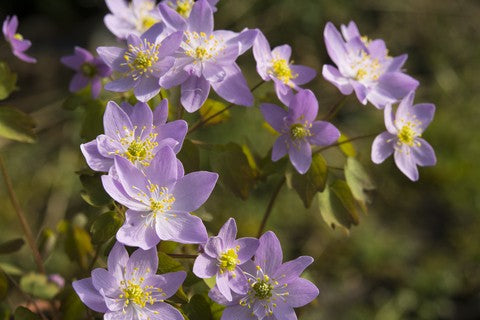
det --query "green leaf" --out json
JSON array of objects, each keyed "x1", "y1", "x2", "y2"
[
  {"x1": 13, "y1": 307, "x2": 41, "y2": 320},
  {"x1": 182, "y1": 294, "x2": 213, "y2": 320},
  {"x1": 37, "y1": 228, "x2": 56, "y2": 259},
  {"x1": 210, "y1": 143, "x2": 257, "y2": 200},
  {"x1": 0, "y1": 269, "x2": 7, "y2": 301},
  {"x1": 288, "y1": 153, "x2": 328, "y2": 208},
  {"x1": 0, "y1": 263, "x2": 23, "y2": 276},
  {"x1": 61, "y1": 88, "x2": 94, "y2": 111},
  {"x1": 79, "y1": 171, "x2": 112, "y2": 207},
  {"x1": 80, "y1": 100, "x2": 105, "y2": 141},
  {"x1": 0, "y1": 238, "x2": 24, "y2": 255},
  {"x1": 90, "y1": 211, "x2": 123, "y2": 245},
  {"x1": 344, "y1": 157, "x2": 375, "y2": 212},
  {"x1": 338, "y1": 133, "x2": 356, "y2": 157},
  {"x1": 0, "y1": 106, "x2": 36, "y2": 143},
  {"x1": 0, "y1": 62, "x2": 17, "y2": 100},
  {"x1": 317, "y1": 181, "x2": 360, "y2": 232},
  {"x1": 59, "y1": 286, "x2": 87, "y2": 320},
  {"x1": 203, "y1": 276, "x2": 216, "y2": 289},
  {"x1": 177, "y1": 139, "x2": 200, "y2": 173},
  {"x1": 259, "y1": 148, "x2": 288, "y2": 179},
  {"x1": 199, "y1": 99, "x2": 230, "y2": 126},
  {"x1": 65, "y1": 225, "x2": 94, "y2": 269},
  {"x1": 157, "y1": 252, "x2": 184, "y2": 273},
  {"x1": 158, "y1": 241, "x2": 178, "y2": 254},
  {"x1": 20, "y1": 273, "x2": 60, "y2": 300}
]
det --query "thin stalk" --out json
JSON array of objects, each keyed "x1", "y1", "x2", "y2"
[
  {"x1": 167, "y1": 253, "x2": 198, "y2": 259},
  {"x1": 187, "y1": 80, "x2": 265, "y2": 134},
  {"x1": 0, "y1": 155, "x2": 45, "y2": 274},
  {"x1": 257, "y1": 177, "x2": 286, "y2": 238},
  {"x1": 314, "y1": 132, "x2": 379, "y2": 154},
  {"x1": 322, "y1": 96, "x2": 347, "y2": 121},
  {"x1": 4, "y1": 273, "x2": 49, "y2": 320}
]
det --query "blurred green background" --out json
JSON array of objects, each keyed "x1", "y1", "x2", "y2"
[{"x1": 0, "y1": 0, "x2": 479, "y2": 319}]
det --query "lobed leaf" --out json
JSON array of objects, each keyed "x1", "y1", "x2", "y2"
[
  {"x1": 0, "y1": 106, "x2": 36, "y2": 143},
  {"x1": 344, "y1": 157, "x2": 376, "y2": 212}
]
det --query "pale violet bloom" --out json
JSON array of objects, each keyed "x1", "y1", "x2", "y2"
[
  {"x1": 98, "y1": 24, "x2": 183, "y2": 102},
  {"x1": 209, "y1": 231, "x2": 319, "y2": 320},
  {"x1": 253, "y1": 30, "x2": 316, "y2": 105},
  {"x1": 193, "y1": 218, "x2": 259, "y2": 301},
  {"x1": 261, "y1": 89, "x2": 340, "y2": 174},
  {"x1": 104, "y1": 0, "x2": 162, "y2": 39},
  {"x1": 102, "y1": 146, "x2": 217, "y2": 249},
  {"x1": 322, "y1": 21, "x2": 419, "y2": 109},
  {"x1": 2, "y1": 15, "x2": 36, "y2": 63},
  {"x1": 61, "y1": 46, "x2": 112, "y2": 98},
  {"x1": 158, "y1": 0, "x2": 257, "y2": 112},
  {"x1": 81, "y1": 100, "x2": 187, "y2": 172},
  {"x1": 73, "y1": 242, "x2": 186, "y2": 320},
  {"x1": 161, "y1": 0, "x2": 219, "y2": 18},
  {"x1": 371, "y1": 91, "x2": 436, "y2": 181}
]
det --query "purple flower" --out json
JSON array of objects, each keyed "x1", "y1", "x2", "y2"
[
  {"x1": 98, "y1": 24, "x2": 183, "y2": 102},
  {"x1": 322, "y1": 21, "x2": 419, "y2": 109},
  {"x1": 210, "y1": 231, "x2": 319, "y2": 320},
  {"x1": 102, "y1": 146, "x2": 217, "y2": 249},
  {"x1": 261, "y1": 89, "x2": 340, "y2": 174},
  {"x1": 60, "y1": 47, "x2": 112, "y2": 98},
  {"x1": 2, "y1": 15, "x2": 36, "y2": 63},
  {"x1": 371, "y1": 91, "x2": 436, "y2": 181},
  {"x1": 161, "y1": 0, "x2": 219, "y2": 18},
  {"x1": 193, "y1": 218, "x2": 259, "y2": 301},
  {"x1": 104, "y1": 0, "x2": 162, "y2": 39},
  {"x1": 158, "y1": 0, "x2": 257, "y2": 112},
  {"x1": 253, "y1": 31, "x2": 316, "y2": 105},
  {"x1": 73, "y1": 242, "x2": 186, "y2": 320},
  {"x1": 81, "y1": 99, "x2": 187, "y2": 172}
]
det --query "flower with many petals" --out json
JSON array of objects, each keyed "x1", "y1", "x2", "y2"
[
  {"x1": 81, "y1": 100, "x2": 187, "y2": 172},
  {"x1": 98, "y1": 24, "x2": 182, "y2": 102},
  {"x1": 104, "y1": 0, "x2": 162, "y2": 39},
  {"x1": 102, "y1": 146, "x2": 217, "y2": 249},
  {"x1": 61, "y1": 47, "x2": 112, "y2": 98},
  {"x1": 210, "y1": 231, "x2": 319, "y2": 320},
  {"x1": 253, "y1": 31, "x2": 316, "y2": 105},
  {"x1": 2, "y1": 15, "x2": 36, "y2": 63},
  {"x1": 158, "y1": 0, "x2": 257, "y2": 112},
  {"x1": 261, "y1": 89, "x2": 340, "y2": 174},
  {"x1": 371, "y1": 91, "x2": 436, "y2": 181},
  {"x1": 193, "y1": 218, "x2": 259, "y2": 301},
  {"x1": 73, "y1": 242, "x2": 186, "y2": 320},
  {"x1": 322, "y1": 21, "x2": 419, "y2": 109}
]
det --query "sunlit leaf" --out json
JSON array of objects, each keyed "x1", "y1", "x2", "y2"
[
  {"x1": 0, "y1": 238, "x2": 24, "y2": 255},
  {"x1": 199, "y1": 99, "x2": 230, "y2": 126},
  {"x1": 177, "y1": 139, "x2": 200, "y2": 173},
  {"x1": 344, "y1": 157, "x2": 375, "y2": 212},
  {"x1": 65, "y1": 225, "x2": 93, "y2": 270},
  {"x1": 0, "y1": 62, "x2": 17, "y2": 100},
  {"x1": 0, "y1": 106, "x2": 36, "y2": 143},
  {"x1": 338, "y1": 133, "x2": 356, "y2": 157},
  {"x1": 20, "y1": 273, "x2": 60, "y2": 300},
  {"x1": 0, "y1": 263, "x2": 22, "y2": 276},
  {"x1": 0, "y1": 269, "x2": 7, "y2": 301},
  {"x1": 90, "y1": 211, "x2": 123, "y2": 245},
  {"x1": 79, "y1": 171, "x2": 112, "y2": 207}
]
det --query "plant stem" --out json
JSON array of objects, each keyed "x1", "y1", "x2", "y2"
[
  {"x1": 314, "y1": 132, "x2": 379, "y2": 154},
  {"x1": 167, "y1": 253, "x2": 198, "y2": 259},
  {"x1": 322, "y1": 96, "x2": 347, "y2": 121},
  {"x1": 187, "y1": 80, "x2": 265, "y2": 134},
  {"x1": 257, "y1": 177, "x2": 286, "y2": 238},
  {"x1": 0, "y1": 155, "x2": 45, "y2": 274}
]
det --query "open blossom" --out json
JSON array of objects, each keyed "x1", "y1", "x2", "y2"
[
  {"x1": 98, "y1": 24, "x2": 182, "y2": 102},
  {"x1": 322, "y1": 21, "x2": 419, "y2": 109},
  {"x1": 2, "y1": 15, "x2": 36, "y2": 63},
  {"x1": 371, "y1": 91, "x2": 436, "y2": 181},
  {"x1": 210, "y1": 231, "x2": 319, "y2": 320},
  {"x1": 104, "y1": 0, "x2": 162, "y2": 39},
  {"x1": 253, "y1": 31, "x2": 316, "y2": 105},
  {"x1": 73, "y1": 242, "x2": 186, "y2": 320},
  {"x1": 261, "y1": 89, "x2": 340, "y2": 174},
  {"x1": 102, "y1": 146, "x2": 217, "y2": 249},
  {"x1": 81, "y1": 100, "x2": 187, "y2": 172},
  {"x1": 60, "y1": 47, "x2": 112, "y2": 98},
  {"x1": 162, "y1": 0, "x2": 219, "y2": 18},
  {"x1": 193, "y1": 218, "x2": 259, "y2": 301},
  {"x1": 158, "y1": 0, "x2": 257, "y2": 112}
]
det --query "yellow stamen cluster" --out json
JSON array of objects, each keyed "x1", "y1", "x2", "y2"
[
  {"x1": 219, "y1": 247, "x2": 240, "y2": 273},
  {"x1": 141, "y1": 16, "x2": 157, "y2": 30},
  {"x1": 290, "y1": 123, "x2": 311, "y2": 140},
  {"x1": 119, "y1": 279, "x2": 155, "y2": 308},
  {"x1": 184, "y1": 31, "x2": 224, "y2": 62},
  {"x1": 81, "y1": 63, "x2": 97, "y2": 78},
  {"x1": 133, "y1": 1, "x2": 159, "y2": 32},
  {"x1": 116, "y1": 125, "x2": 158, "y2": 166},
  {"x1": 172, "y1": 0, "x2": 194, "y2": 18},
  {"x1": 271, "y1": 58, "x2": 297, "y2": 85},
  {"x1": 149, "y1": 186, "x2": 176, "y2": 214},
  {"x1": 353, "y1": 51, "x2": 381, "y2": 82},
  {"x1": 13, "y1": 33, "x2": 23, "y2": 40},
  {"x1": 391, "y1": 114, "x2": 423, "y2": 152},
  {"x1": 123, "y1": 40, "x2": 161, "y2": 80}
]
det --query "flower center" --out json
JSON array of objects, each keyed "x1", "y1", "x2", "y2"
[
  {"x1": 290, "y1": 123, "x2": 310, "y2": 140},
  {"x1": 148, "y1": 185, "x2": 175, "y2": 214},
  {"x1": 141, "y1": 16, "x2": 157, "y2": 30},
  {"x1": 253, "y1": 279, "x2": 274, "y2": 299},
  {"x1": 271, "y1": 58, "x2": 296, "y2": 84},
  {"x1": 120, "y1": 280, "x2": 155, "y2": 308},
  {"x1": 115, "y1": 125, "x2": 158, "y2": 166},
  {"x1": 173, "y1": 0, "x2": 194, "y2": 18},
  {"x1": 397, "y1": 124, "x2": 418, "y2": 146},
  {"x1": 184, "y1": 31, "x2": 224, "y2": 62},
  {"x1": 219, "y1": 248, "x2": 240, "y2": 273},
  {"x1": 81, "y1": 63, "x2": 97, "y2": 78},
  {"x1": 123, "y1": 41, "x2": 160, "y2": 80},
  {"x1": 13, "y1": 33, "x2": 23, "y2": 40}
]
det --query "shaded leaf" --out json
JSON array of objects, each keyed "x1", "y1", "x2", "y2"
[
  {"x1": 80, "y1": 100, "x2": 105, "y2": 141},
  {"x1": 0, "y1": 62, "x2": 17, "y2": 100},
  {"x1": 20, "y1": 273, "x2": 60, "y2": 300},
  {"x1": 210, "y1": 143, "x2": 257, "y2": 200},
  {"x1": 331, "y1": 180, "x2": 361, "y2": 225},
  {"x1": 0, "y1": 269, "x2": 7, "y2": 301},
  {"x1": 259, "y1": 148, "x2": 288, "y2": 179},
  {"x1": 90, "y1": 211, "x2": 123, "y2": 245},
  {"x1": 182, "y1": 294, "x2": 213, "y2": 320},
  {"x1": 177, "y1": 139, "x2": 200, "y2": 173},
  {"x1": 59, "y1": 286, "x2": 86, "y2": 320},
  {"x1": 345, "y1": 157, "x2": 376, "y2": 212},
  {"x1": 199, "y1": 99, "x2": 230, "y2": 126},
  {"x1": 79, "y1": 172, "x2": 112, "y2": 207},
  {"x1": 13, "y1": 307, "x2": 41, "y2": 320},
  {"x1": 37, "y1": 228, "x2": 56, "y2": 260},
  {"x1": 61, "y1": 88, "x2": 93, "y2": 111},
  {"x1": 338, "y1": 133, "x2": 356, "y2": 157},
  {"x1": 65, "y1": 225, "x2": 93, "y2": 269},
  {"x1": 0, "y1": 238, "x2": 24, "y2": 255},
  {"x1": 288, "y1": 153, "x2": 328, "y2": 208},
  {"x1": 0, "y1": 107, "x2": 36, "y2": 143},
  {"x1": 0, "y1": 263, "x2": 22, "y2": 276}
]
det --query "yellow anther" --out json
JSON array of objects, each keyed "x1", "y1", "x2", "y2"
[{"x1": 271, "y1": 58, "x2": 296, "y2": 84}]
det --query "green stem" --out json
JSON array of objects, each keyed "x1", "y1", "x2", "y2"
[
  {"x1": 322, "y1": 96, "x2": 347, "y2": 121},
  {"x1": 314, "y1": 132, "x2": 379, "y2": 154},
  {"x1": 0, "y1": 155, "x2": 46, "y2": 274},
  {"x1": 187, "y1": 80, "x2": 265, "y2": 134},
  {"x1": 167, "y1": 253, "x2": 198, "y2": 259},
  {"x1": 257, "y1": 177, "x2": 286, "y2": 238}
]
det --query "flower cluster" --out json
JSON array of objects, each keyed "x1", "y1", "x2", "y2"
[{"x1": 2, "y1": 15, "x2": 36, "y2": 63}]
